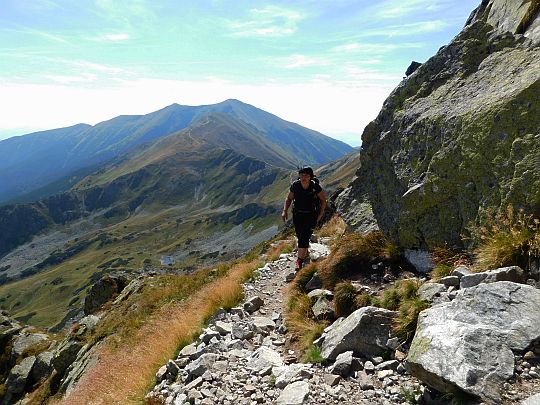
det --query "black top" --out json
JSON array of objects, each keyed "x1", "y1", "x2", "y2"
[{"x1": 290, "y1": 179, "x2": 322, "y2": 213}]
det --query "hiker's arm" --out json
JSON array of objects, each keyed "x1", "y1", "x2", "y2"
[
  {"x1": 317, "y1": 190, "x2": 327, "y2": 223},
  {"x1": 282, "y1": 191, "x2": 293, "y2": 221}
]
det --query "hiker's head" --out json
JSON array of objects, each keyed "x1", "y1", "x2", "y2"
[{"x1": 298, "y1": 166, "x2": 314, "y2": 180}]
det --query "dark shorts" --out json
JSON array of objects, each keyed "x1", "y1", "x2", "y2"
[{"x1": 293, "y1": 211, "x2": 317, "y2": 248}]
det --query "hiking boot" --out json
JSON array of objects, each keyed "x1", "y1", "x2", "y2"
[{"x1": 295, "y1": 258, "x2": 304, "y2": 270}]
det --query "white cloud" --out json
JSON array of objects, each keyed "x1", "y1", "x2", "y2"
[
  {"x1": 228, "y1": 5, "x2": 305, "y2": 37},
  {"x1": 45, "y1": 73, "x2": 98, "y2": 83},
  {"x1": 284, "y1": 54, "x2": 319, "y2": 69},
  {"x1": 361, "y1": 20, "x2": 450, "y2": 37},
  {"x1": 0, "y1": 77, "x2": 395, "y2": 145},
  {"x1": 375, "y1": 0, "x2": 450, "y2": 19},
  {"x1": 102, "y1": 33, "x2": 130, "y2": 41}
]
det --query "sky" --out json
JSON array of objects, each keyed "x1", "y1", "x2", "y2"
[{"x1": 0, "y1": 0, "x2": 480, "y2": 146}]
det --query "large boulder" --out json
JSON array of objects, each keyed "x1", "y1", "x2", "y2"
[
  {"x1": 83, "y1": 274, "x2": 130, "y2": 314},
  {"x1": 460, "y1": 266, "x2": 526, "y2": 289},
  {"x1": 5, "y1": 355, "x2": 36, "y2": 396},
  {"x1": 335, "y1": 0, "x2": 540, "y2": 250},
  {"x1": 320, "y1": 306, "x2": 396, "y2": 360},
  {"x1": 407, "y1": 281, "x2": 540, "y2": 402}
]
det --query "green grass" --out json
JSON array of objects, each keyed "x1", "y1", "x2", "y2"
[
  {"x1": 333, "y1": 281, "x2": 358, "y2": 317},
  {"x1": 303, "y1": 345, "x2": 326, "y2": 364}
]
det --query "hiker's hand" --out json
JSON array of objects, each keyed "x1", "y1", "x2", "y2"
[{"x1": 282, "y1": 210, "x2": 288, "y2": 222}]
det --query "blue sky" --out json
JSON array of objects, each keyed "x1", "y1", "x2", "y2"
[{"x1": 0, "y1": 0, "x2": 479, "y2": 145}]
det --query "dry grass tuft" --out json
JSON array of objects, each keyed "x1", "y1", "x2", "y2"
[
  {"x1": 265, "y1": 240, "x2": 294, "y2": 262},
  {"x1": 51, "y1": 259, "x2": 261, "y2": 405},
  {"x1": 469, "y1": 206, "x2": 540, "y2": 271},
  {"x1": 293, "y1": 262, "x2": 319, "y2": 292},
  {"x1": 318, "y1": 231, "x2": 400, "y2": 289},
  {"x1": 286, "y1": 291, "x2": 328, "y2": 352},
  {"x1": 318, "y1": 215, "x2": 347, "y2": 241},
  {"x1": 333, "y1": 282, "x2": 358, "y2": 318}
]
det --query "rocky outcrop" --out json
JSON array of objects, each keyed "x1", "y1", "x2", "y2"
[
  {"x1": 407, "y1": 281, "x2": 540, "y2": 403},
  {"x1": 83, "y1": 273, "x2": 131, "y2": 314},
  {"x1": 336, "y1": 0, "x2": 540, "y2": 249}
]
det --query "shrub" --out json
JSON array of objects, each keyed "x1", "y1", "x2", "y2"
[
  {"x1": 286, "y1": 292, "x2": 327, "y2": 352},
  {"x1": 318, "y1": 231, "x2": 400, "y2": 289},
  {"x1": 318, "y1": 214, "x2": 347, "y2": 240},
  {"x1": 376, "y1": 279, "x2": 426, "y2": 341},
  {"x1": 430, "y1": 264, "x2": 453, "y2": 281},
  {"x1": 394, "y1": 296, "x2": 428, "y2": 340},
  {"x1": 355, "y1": 292, "x2": 373, "y2": 308},
  {"x1": 333, "y1": 282, "x2": 358, "y2": 317},
  {"x1": 303, "y1": 345, "x2": 326, "y2": 364},
  {"x1": 293, "y1": 262, "x2": 318, "y2": 292},
  {"x1": 469, "y1": 206, "x2": 540, "y2": 271}
]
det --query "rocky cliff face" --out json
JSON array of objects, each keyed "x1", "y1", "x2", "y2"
[{"x1": 336, "y1": 0, "x2": 540, "y2": 249}]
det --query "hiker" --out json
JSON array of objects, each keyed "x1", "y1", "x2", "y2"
[{"x1": 281, "y1": 166, "x2": 327, "y2": 270}]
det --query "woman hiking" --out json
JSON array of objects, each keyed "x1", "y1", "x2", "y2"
[{"x1": 281, "y1": 166, "x2": 327, "y2": 270}]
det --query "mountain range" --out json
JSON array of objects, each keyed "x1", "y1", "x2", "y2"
[
  {"x1": 0, "y1": 99, "x2": 351, "y2": 204},
  {"x1": 0, "y1": 100, "x2": 354, "y2": 328}
]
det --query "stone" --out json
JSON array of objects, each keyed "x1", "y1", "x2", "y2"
[
  {"x1": 375, "y1": 360, "x2": 398, "y2": 371},
  {"x1": 11, "y1": 332, "x2": 50, "y2": 359},
  {"x1": 439, "y1": 276, "x2": 460, "y2": 287},
  {"x1": 323, "y1": 374, "x2": 341, "y2": 386},
  {"x1": 311, "y1": 297, "x2": 335, "y2": 321},
  {"x1": 252, "y1": 317, "x2": 276, "y2": 332},
  {"x1": 522, "y1": 393, "x2": 540, "y2": 405},
  {"x1": 307, "y1": 289, "x2": 333, "y2": 300},
  {"x1": 276, "y1": 380, "x2": 309, "y2": 405},
  {"x1": 83, "y1": 274, "x2": 130, "y2": 314},
  {"x1": 273, "y1": 364, "x2": 307, "y2": 389},
  {"x1": 407, "y1": 282, "x2": 540, "y2": 402},
  {"x1": 417, "y1": 283, "x2": 447, "y2": 304},
  {"x1": 451, "y1": 265, "x2": 472, "y2": 278},
  {"x1": 215, "y1": 321, "x2": 232, "y2": 335},
  {"x1": 329, "y1": 351, "x2": 353, "y2": 377},
  {"x1": 357, "y1": 371, "x2": 374, "y2": 390},
  {"x1": 5, "y1": 355, "x2": 36, "y2": 395},
  {"x1": 304, "y1": 273, "x2": 323, "y2": 291},
  {"x1": 404, "y1": 250, "x2": 434, "y2": 273},
  {"x1": 52, "y1": 339, "x2": 84, "y2": 374},
  {"x1": 244, "y1": 296, "x2": 264, "y2": 314},
  {"x1": 185, "y1": 353, "x2": 218, "y2": 378},
  {"x1": 247, "y1": 347, "x2": 283, "y2": 373},
  {"x1": 320, "y1": 306, "x2": 396, "y2": 360},
  {"x1": 460, "y1": 266, "x2": 526, "y2": 289},
  {"x1": 31, "y1": 351, "x2": 54, "y2": 382}
]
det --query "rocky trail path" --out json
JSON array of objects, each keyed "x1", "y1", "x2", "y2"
[{"x1": 147, "y1": 240, "x2": 425, "y2": 405}]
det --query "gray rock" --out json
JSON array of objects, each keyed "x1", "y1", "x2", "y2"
[
  {"x1": 52, "y1": 339, "x2": 84, "y2": 374},
  {"x1": 276, "y1": 380, "x2": 309, "y2": 405},
  {"x1": 307, "y1": 289, "x2": 333, "y2": 300},
  {"x1": 417, "y1": 283, "x2": 447, "y2": 304},
  {"x1": 329, "y1": 351, "x2": 353, "y2": 377},
  {"x1": 31, "y1": 351, "x2": 54, "y2": 382},
  {"x1": 407, "y1": 281, "x2": 540, "y2": 402},
  {"x1": 404, "y1": 250, "x2": 434, "y2": 273},
  {"x1": 244, "y1": 296, "x2": 264, "y2": 314},
  {"x1": 451, "y1": 265, "x2": 472, "y2": 278},
  {"x1": 460, "y1": 266, "x2": 526, "y2": 289},
  {"x1": 252, "y1": 317, "x2": 276, "y2": 332},
  {"x1": 84, "y1": 274, "x2": 130, "y2": 314},
  {"x1": 185, "y1": 353, "x2": 218, "y2": 378},
  {"x1": 5, "y1": 355, "x2": 36, "y2": 395},
  {"x1": 375, "y1": 360, "x2": 398, "y2": 371},
  {"x1": 215, "y1": 321, "x2": 232, "y2": 335},
  {"x1": 311, "y1": 297, "x2": 335, "y2": 321},
  {"x1": 439, "y1": 276, "x2": 460, "y2": 287},
  {"x1": 11, "y1": 332, "x2": 49, "y2": 359},
  {"x1": 272, "y1": 364, "x2": 307, "y2": 389},
  {"x1": 304, "y1": 273, "x2": 323, "y2": 291},
  {"x1": 247, "y1": 347, "x2": 283, "y2": 373},
  {"x1": 60, "y1": 343, "x2": 101, "y2": 394},
  {"x1": 320, "y1": 306, "x2": 396, "y2": 360},
  {"x1": 522, "y1": 393, "x2": 540, "y2": 405}
]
